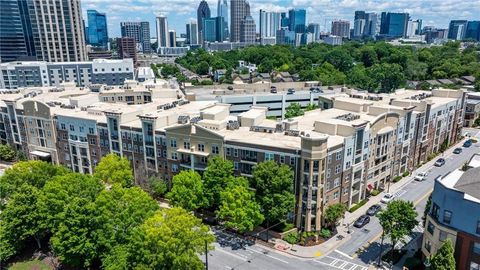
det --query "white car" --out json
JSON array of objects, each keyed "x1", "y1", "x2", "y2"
[
  {"x1": 414, "y1": 172, "x2": 428, "y2": 181},
  {"x1": 381, "y1": 193, "x2": 395, "y2": 204}
]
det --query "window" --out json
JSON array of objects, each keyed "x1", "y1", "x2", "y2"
[
  {"x1": 88, "y1": 127, "x2": 94, "y2": 134},
  {"x1": 347, "y1": 148, "x2": 352, "y2": 156},
  {"x1": 346, "y1": 161, "x2": 351, "y2": 169},
  {"x1": 333, "y1": 191, "x2": 339, "y2": 199},
  {"x1": 212, "y1": 145, "x2": 219, "y2": 154},
  {"x1": 226, "y1": 147, "x2": 231, "y2": 156},
  {"x1": 69, "y1": 125, "x2": 75, "y2": 131},
  {"x1": 443, "y1": 210, "x2": 452, "y2": 224},
  {"x1": 335, "y1": 164, "x2": 341, "y2": 174},
  {"x1": 265, "y1": 152, "x2": 274, "y2": 161},
  {"x1": 439, "y1": 230, "x2": 448, "y2": 242},
  {"x1": 290, "y1": 157, "x2": 295, "y2": 166},
  {"x1": 89, "y1": 138, "x2": 96, "y2": 145},
  {"x1": 336, "y1": 151, "x2": 342, "y2": 160},
  {"x1": 474, "y1": 242, "x2": 480, "y2": 255},
  {"x1": 334, "y1": 178, "x2": 340, "y2": 188},
  {"x1": 171, "y1": 152, "x2": 177, "y2": 160},
  {"x1": 60, "y1": 123, "x2": 66, "y2": 130},
  {"x1": 427, "y1": 221, "x2": 435, "y2": 235},
  {"x1": 183, "y1": 141, "x2": 190, "y2": 149},
  {"x1": 234, "y1": 162, "x2": 239, "y2": 170},
  {"x1": 326, "y1": 169, "x2": 331, "y2": 178},
  {"x1": 172, "y1": 164, "x2": 178, "y2": 172},
  {"x1": 198, "y1": 144, "x2": 205, "y2": 152},
  {"x1": 424, "y1": 239, "x2": 431, "y2": 252},
  {"x1": 234, "y1": 148, "x2": 238, "y2": 157},
  {"x1": 280, "y1": 155, "x2": 285, "y2": 163},
  {"x1": 170, "y1": 138, "x2": 176, "y2": 148}
]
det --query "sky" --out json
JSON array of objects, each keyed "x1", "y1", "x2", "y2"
[{"x1": 81, "y1": 0, "x2": 480, "y2": 38}]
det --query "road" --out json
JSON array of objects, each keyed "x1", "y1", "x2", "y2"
[{"x1": 206, "y1": 128, "x2": 480, "y2": 269}]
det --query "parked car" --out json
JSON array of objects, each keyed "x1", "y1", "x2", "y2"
[
  {"x1": 434, "y1": 175, "x2": 443, "y2": 181},
  {"x1": 381, "y1": 193, "x2": 395, "y2": 204},
  {"x1": 270, "y1": 88, "x2": 277, "y2": 93},
  {"x1": 414, "y1": 172, "x2": 428, "y2": 181},
  {"x1": 366, "y1": 204, "x2": 382, "y2": 216},
  {"x1": 287, "y1": 88, "x2": 295, "y2": 94},
  {"x1": 453, "y1": 148, "x2": 462, "y2": 154},
  {"x1": 227, "y1": 86, "x2": 233, "y2": 90},
  {"x1": 354, "y1": 215, "x2": 371, "y2": 228},
  {"x1": 434, "y1": 158, "x2": 446, "y2": 167},
  {"x1": 463, "y1": 140, "x2": 472, "y2": 148},
  {"x1": 309, "y1": 87, "x2": 323, "y2": 93}
]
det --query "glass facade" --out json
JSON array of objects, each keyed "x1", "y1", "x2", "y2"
[
  {"x1": 465, "y1": 21, "x2": 480, "y2": 41},
  {"x1": 380, "y1": 12, "x2": 409, "y2": 37},
  {"x1": 87, "y1": 10, "x2": 108, "y2": 49},
  {"x1": 288, "y1": 9, "x2": 306, "y2": 33},
  {"x1": 0, "y1": 0, "x2": 28, "y2": 62}
]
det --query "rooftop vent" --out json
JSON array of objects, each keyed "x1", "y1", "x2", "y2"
[
  {"x1": 335, "y1": 113, "x2": 360, "y2": 122},
  {"x1": 227, "y1": 120, "x2": 240, "y2": 130},
  {"x1": 250, "y1": 126, "x2": 275, "y2": 133},
  {"x1": 190, "y1": 116, "x2": 201, "y2": 124},
  {"x1": 178, "y1": 115, "x2": 190, "y2": 124},
  {"x1": 284, "y1": 129, "x2": 300, "y2": 136}
]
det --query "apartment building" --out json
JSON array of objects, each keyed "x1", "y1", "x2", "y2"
[
  {"x1": 0, "y1": 83, "x2": 465, "y2": 232},
  {"x1": 0, "y1": 59, "x2": 134, "y2": 89},
  {"x1": 422, "y1": 154, "x2": 480, "y2": 270}
]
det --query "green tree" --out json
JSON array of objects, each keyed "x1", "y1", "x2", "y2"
[
  {"x1": 104, "y1": 208, "x2": 215, "y2": 270},
  {"x1": 196, "y1": 61, "x2": 210, "y2": 75},
  {"x1": 94, "y1": 186, "x2": 159, "y2": 257},
  {"x1": 0, "y1": 160, "x2": 68, "y2": 208},
  {"x1": 324, "y1": 48, "x2": 354, "y2": 72},
  {"x1": 217, "y1": 182, "x2": 264, "y2": 233},
  {"x1": 359, "y1": 46, "x2": 378, "y2": 67},
  {"x1": 0, "y1": 143, "x2": 16, "y2": 161},
  {"x1": 251, "y1": 161, "x2": 295, "y2": 224},
  {"x1": 324, "y1": 203, "x2": 347, "y2": 229},
  {"x1": 305, "y1": 103, "x2": 318, "y2": 111},
  {"x1": 147, "y1": 176, "x2": 168, "y2": 199},
  {"x1": 166, "y1": 170, "x2": 207, "y2": 211},
  {"x1": 431, "y1": 239, "x2": 456, "y2": 270},
  {"x1": 285, "y1": 102, "x2": 304, "y2": 119},
  {"x1": 94, "y1": 153, "x2": 133, "y2": 187},
  {"x1": 203, "y1": 156, "x2": 235, "y2": 208},
  {"x1": 378, "y1": 200, "x2": 418, "y2": 258},
  {"x1": 368, "y1": 63, "x2": 406, "y2": 93},
  {"x1": 0, "y1": 185, "x2": 43, "y2": 261}
]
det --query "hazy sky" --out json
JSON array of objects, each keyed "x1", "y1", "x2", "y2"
[{"x1": 81, "y1": 0, "x2": 480, "y2": 37}]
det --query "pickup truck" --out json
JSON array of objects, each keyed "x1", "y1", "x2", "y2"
[{"x1": 414, "y1": 172, "x2": 428, "y2": 181}]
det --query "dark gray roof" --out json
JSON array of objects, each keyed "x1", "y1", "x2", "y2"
[{"x1": 454, "y1": 166, "x2": 480, "y2": 200}]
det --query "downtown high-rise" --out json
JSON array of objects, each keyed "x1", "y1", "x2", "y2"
[
  {"x1": 197, "y1": 0, "x2": 211, "y2": 44},
  {"x1": 156, "y1": 16, "x2": 169, "y2": 48},
  {"x1": 217, "y1": 0, "x2": 229, "y2": 39},
  {"x1": 331, "y1": 20, "x2": 351, "y2": 38},
  {"x1": 120, "y1": 21, "x2": 151, "y2": 53},
  {"x1": 87, "y1": 10, "x2": 109, "y2": 50},
  {"x1": 259, "y1": 10, "x2": 281, "y2": 40},
  {"x1": 230, "y1": 0, "x2": 251, "y2": 42}
]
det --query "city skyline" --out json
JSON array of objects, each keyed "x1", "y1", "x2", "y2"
[{"x1": 81, "y1": 0, "x2": 480, "y2": 38}]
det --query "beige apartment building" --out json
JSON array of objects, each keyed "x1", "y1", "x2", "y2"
[{"x1": 0, "y1": 81, "x2": 466, "y2": 232}]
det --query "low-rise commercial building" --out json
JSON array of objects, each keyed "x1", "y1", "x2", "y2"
[
  {"x1": 422, "y1": 154, "x2": 480, "y2": 270},
  {"x1": 0, "y1": 83, "x2": 466, "y2": 232},
  {"x1": 465, "y1": 92, "x2": 480, "y2": 127}
]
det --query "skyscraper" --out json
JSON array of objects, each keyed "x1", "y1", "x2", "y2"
[
  {"x1": 230, "y1": 0, "x2": 251, "y2": 42},
  {"x1": 120, "y1": 22, "x2": 151, "y2": 53},
  {"x1": 380, "y1": 12, "x2": 409, "y2": 37},
  {"x1": 448, "y1": 20, "x2": 468, "y2": 40},
  {"x1": 465, "y1": 21, "x2": 480, "y2": 41},
  {"x1": 307, "y1": 23, "x2": 321, "y2": 41},
  {"x1": 155, "y1": 16, "x2": 169, "y2": 48},
  {"x1": 197, "y1": 0, "x2": 211, "y2": 43},
  {"x1": 117, "y1": 37, "x2": 137, "y2": 66},
  {"x1": 168, "y1": 30, "x2": 176, "y2": 47},
  {"x1": 22, "y1": 0, "x2": 87, "y2": 62},
  {"x1": 406, "y1": 19, "x2": 422, "y2": 37},
  {"x1": 259, "y1": 10, "x2": 281, "y2": 39},
  {"x1": 186, "y1": 21, "x2": 199, "y2": 45},
  {"x1": 217, "y1": 0, "x2": 229, "y2": 39},
  {"x1": 364, "y1": 12, "x2": 379, "y2": 38},
  {"x1": 240, "y1": 16, "x2": 256, "y2": 44},
  {"x1": 0, "y1": 0, "x2": 29, "y2": 62},
  {"x1": 353, "y1": 19, "x2": 366, "y2": 38},
  {"x1": 87, "y1": 10, "x2": 108, "y2": 50},
  {"x1": 288, "y1": 9, "x2": 306, "y2": 33},
  {"x1": 331, "y1": 20, "x2": 351, "y2": 38}
]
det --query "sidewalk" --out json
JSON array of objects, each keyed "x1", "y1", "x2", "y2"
[{"x1": 267, "y1": 136, "x2": 473, "y2": 259}]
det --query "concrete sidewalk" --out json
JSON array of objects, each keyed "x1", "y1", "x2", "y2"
[{"x1": 266, "y1": 136, "x2": 474, "y2": 259}]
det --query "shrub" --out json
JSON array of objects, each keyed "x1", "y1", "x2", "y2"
[
  {"x1": 348, "y1": 199, "x2": 368, "y2": 213},
  {"x1": 0, "y1": 144, "x2": 16, "y2": 161},
  {"x1": 370, "y1": 189, "x2": 380, "y2": 196},
  {"x1": 393, "y1": 176, "x2": 402, "y2": 183},
  {"x1": 282, "y1": 232, "x2": 298, "y2": 245},
  {"x1": 320, "y1": 228, "x2": 331, "y2": 239},
  {"x1": 402, "y1": 171, "x2": 410, "y2": 177}
]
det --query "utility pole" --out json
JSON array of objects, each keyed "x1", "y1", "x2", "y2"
[{"x1": 205, "y1": 240, "x2": 209, "y2": 270}]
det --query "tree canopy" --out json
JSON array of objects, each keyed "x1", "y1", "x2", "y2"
[
  {"x1": 203, "y1": 156, "x2": 235, "y2": 208},
  {"x1": 93, "y1": 153, "x2": 133, "y2": 187},
  {"x1": 431, "y1": 239, "x2": 456, "y2": 270},
  {"x1": 166, "y1": 170, "x2": 207, "y2": 211},
  {"x1": 324, "y1": 203, "x2": 347, "y2": 229}
]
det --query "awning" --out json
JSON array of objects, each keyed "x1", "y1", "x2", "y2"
[
  {"x1": 30, "y1": 150, "x2": 51, "y2": 158},
  {"x1": 367, "y1": 184, "x2": 374, "y2": 191}
]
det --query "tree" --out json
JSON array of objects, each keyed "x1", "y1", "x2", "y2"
[
  {"x1": 305, "y1": 103, "x2": 318, "y2": 111},
  {"x1": 166, "y1": 170, "x2": 207, "y2": 212},
  {"x1": 360, "y1": 46, "x2": 378, "y2": 67},
  {"x1": 0, "y1": 185, "x2": 43, "y2": 261},
  {"x1": 0, "y1": 160, "x2": 68, "y2": 208},
  {"x1": 147, "y1": 176, "x2": 168, "y2": 199},
  {"x1": 324, "y1": 48, "x2": 354, "y2": 73},
  {"x1": 251, "y1": 161, "x2": 295, "y2": 224},
  {"x1": 368, "y1": 63, "x2": 406, "y2": 93},
  {"x1": 196, "y1": 61, "x2": 210, "y2": 75},
  {"x1": 94, "y1": 186, "x2": 159, "y2": 256},
  {"x1": 324, "y1": 203, "x2": 347, "y2": 229},
  {"x1": 423, "y1": 194, "x2": 432, "y2": 226},
  {"x1": 285, "y1": 102, "x2": 304, "y2": 119},
  {"x1": 94, "y1": 153, "x2": 133, "y2": 187},
  {"x1": 103, "y1": 208, "x2": 215, "y2": 270},
  {"x1": 217, "y1": 182, "x2": 264, "y2": 233},
  {"x1": 0, "y1": 143, "x2": 16, "y2": 161},
  {"x1": 431, "y1": 239, "x2": 456, "y2": 270},
  {"x1": 378, "y1": 200, "x2": 418, "y2": 258},
  {"x1": 203, "y1": 156, "x2": 235, "y2": 208}
]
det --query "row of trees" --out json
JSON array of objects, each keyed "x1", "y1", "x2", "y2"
[
  {"x1": 176, "y1": 41, "x2": 480, "y2": 93},
  {"x1": 166, "y1": 157, "x2": 295, "y2": 233},
  {"x1": 0, "y1": 154, "x2": 214, "y2": 269}
]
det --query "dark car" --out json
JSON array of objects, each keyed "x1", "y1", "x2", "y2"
[
  {"x1": 354, "y1": 215, "x2": 370, "y2": 228},
  {"x1": 453, "y1": 148, "x2": 462, "y2": 154},
  {"x1": 366, "y1": 204, "x2": 381, "y2": 216},
  {"x1": 270, "y1": 88, "x2": 277, "y2": 93},
  {"x1": 287, "y1": 88, "x2": 295, "y2": 94},
  {"x1": 227, "y1": 86, "x2": 233, "y2": 90},
  {"x1": 434, "y1": 158, "x2": 446, "y2": 167},
  {"x1": 463, "y1": 140, "x2": 472, "y2": 148}
]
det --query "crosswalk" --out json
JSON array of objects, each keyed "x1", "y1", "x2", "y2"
[
  {"x1": 314, "y1": 256, "x2": 368, "y2": 270},
  {"x1": 394, "y1": 224, "x2": 424, "y2": 250}
]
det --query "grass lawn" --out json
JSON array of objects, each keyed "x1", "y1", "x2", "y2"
[{"x1": 8, "y1": 259, "x2": 52, "y2": 270}]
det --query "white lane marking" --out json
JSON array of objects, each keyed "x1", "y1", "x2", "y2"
[
  {"x1": 225, "y1": 266, "x2": 232, "y2": 269},
  {"x1": 313, "y1": 259, "x2": 367, "y2": 270},
  {"x1": 246, "y1": 247, "x2": 289, "y2": 264},
  {"x1": 334, "y1": 249, "x2": 354, "y2": 259},
  {"x1": 216, "y1": 248, "x2": 247, "y2": 261}
]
